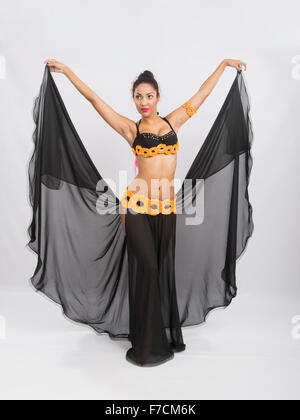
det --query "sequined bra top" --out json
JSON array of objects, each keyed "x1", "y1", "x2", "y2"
[{"x1": 131, "y1": 116, "x2": 179, "y2": 158}]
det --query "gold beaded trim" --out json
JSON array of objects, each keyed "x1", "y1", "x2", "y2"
[
  {"x1": 182, "y1": 100, "x2": 197, "y2": 117},
  {"x1": 121, "y1": 188, "x2": 177, "y2": 215},
  {"x1": 132, "y1": 141, "x2": 179, "y2": 157}
]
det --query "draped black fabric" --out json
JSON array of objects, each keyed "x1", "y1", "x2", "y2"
[{"x1": 27, "y1": 65, "x2": 254, "y2": 366}]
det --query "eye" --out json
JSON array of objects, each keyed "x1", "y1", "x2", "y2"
[{"x1": 136, "y1": 95, "x2": 153, "y2": 99}]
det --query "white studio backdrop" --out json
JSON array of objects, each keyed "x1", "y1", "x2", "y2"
[
  {"x1": 0, "y1": 0, "x2": 300, "y2": 401},
  {"x1": 0, "y1": 1, "x2": 299, "y2": 309}
]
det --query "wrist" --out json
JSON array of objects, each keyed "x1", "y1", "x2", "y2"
[
  {"x1": 63, "y1": 66, "x2": 71, "y2": 76},
  {"x1": 223, "y1": 59, "x2": 228, "y2": 66}
]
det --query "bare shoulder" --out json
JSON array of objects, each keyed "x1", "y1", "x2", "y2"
[
  {"x1": 164, "y1": 89, "x2": 209, "y2": 133},
  {"x1": 119, "y1": 117, "x2": 137, "y2": 147},
  {"x1": 164, "y1": 112, "x2": 180, "y2": 134}
]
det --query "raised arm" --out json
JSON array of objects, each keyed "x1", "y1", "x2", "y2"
[
  {"x1": 165, "y1": 58, "x2": 247, "y2": 131},
  {"x1": 44, "y1": 59, "x2": 134, "y2": 142}
]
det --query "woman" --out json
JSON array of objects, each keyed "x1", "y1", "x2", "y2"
[{"x1": 27, "y1": 59, "x2": 253, "y2": 367}]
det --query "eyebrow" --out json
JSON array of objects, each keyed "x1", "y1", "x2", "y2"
[{"x1": 136, "y1": 91, "x2": 155, "y2": 95}]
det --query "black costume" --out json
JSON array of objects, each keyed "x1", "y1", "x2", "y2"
[{"x1": 27, "y1": 65, "x2": 254, "y2": 367}]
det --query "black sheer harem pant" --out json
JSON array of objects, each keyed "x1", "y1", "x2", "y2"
[{"x1": 125, "y1": 209, "x2": 186, "y2": 367}]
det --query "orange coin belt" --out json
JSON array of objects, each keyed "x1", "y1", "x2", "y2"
[
  {"x1": 121, "y1": 188, "x2": 177, "y2": 215},
  {"x1": 132, "y1": 141, "x2": 179, "y2": 157}
]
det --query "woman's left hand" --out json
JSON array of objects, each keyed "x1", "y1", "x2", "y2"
[{"x1": 224, "y1": 59, "x2": 247, "y2": 72}]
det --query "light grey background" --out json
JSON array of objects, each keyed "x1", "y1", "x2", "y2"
[{"x1": 0, "y1": 0, "x2": 299, "y2": 400}]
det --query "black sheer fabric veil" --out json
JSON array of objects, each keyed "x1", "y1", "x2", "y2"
[{"x1": 27, "y1": 65, "x2": 254, "y2": 341}]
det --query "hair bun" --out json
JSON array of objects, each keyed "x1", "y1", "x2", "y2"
[{"x1": 142, "y1": 70, "x2": 155, "y2": 80}]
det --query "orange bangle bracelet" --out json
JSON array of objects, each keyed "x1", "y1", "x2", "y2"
[{"x1": 182, "y1": 100, "x2": 197, "y2": 117}]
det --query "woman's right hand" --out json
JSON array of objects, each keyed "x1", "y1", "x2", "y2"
[{"x1": 44, "y1": 59, "x2": 67, "y2": 74}]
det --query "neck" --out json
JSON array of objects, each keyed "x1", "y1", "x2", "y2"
[{"x1": 141, "y1": 114, "x2": 161, "y2": 124}]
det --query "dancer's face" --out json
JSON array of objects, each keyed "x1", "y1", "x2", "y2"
[{"x1": 133, "y1": 83, "x2": 160, "y2": 118}]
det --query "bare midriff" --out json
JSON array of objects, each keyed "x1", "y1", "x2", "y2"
[{"x1": 126, "y1": 153, "x2": 177, "y2": 201}]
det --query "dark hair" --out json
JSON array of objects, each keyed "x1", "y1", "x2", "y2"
[{"x1": 131, "y1": 70, "x2": 160, "y2": 99}]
